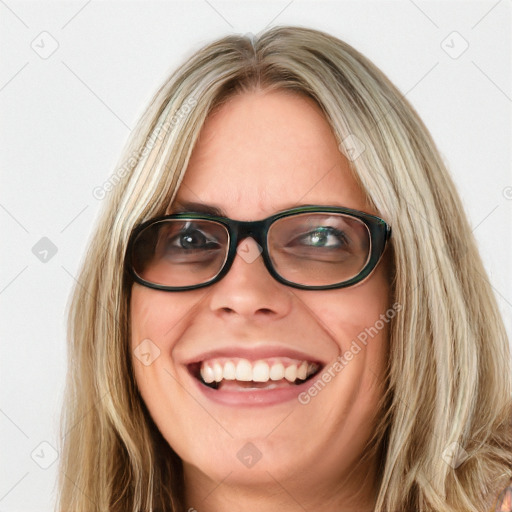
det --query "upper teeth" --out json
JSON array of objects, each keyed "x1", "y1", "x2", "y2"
[{"x1": 199, "y1": 358, "x2": 318, "y2": 384}]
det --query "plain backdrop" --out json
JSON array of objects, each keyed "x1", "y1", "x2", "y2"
[{"x1": 1, "y1": 1, "x2": 511, "y2": 510}]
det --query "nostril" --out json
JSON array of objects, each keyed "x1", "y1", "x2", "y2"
[{"x1": 258, "y1": 308, "x2": 276, "y2": 315}]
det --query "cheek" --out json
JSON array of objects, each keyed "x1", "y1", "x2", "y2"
[
  {"x1": 129, "y1": 286, "x2": 232, "y2": 466},
  {"x1": 129, "y1": 284, "x2": 206, "y2": 349},
  {"x1": 129, "y1": 287, "x2": 173, "y2": 404},
  {"x1": 304, "y1": 267, "x2": 392, "y2": 407},
  {"x1": 129, "y1": 285, "x2": 202, "y2": 397},
  {"x1": 315, "y1": 270, "x2": 390, "y2": 347},
  {"x1": 284, "y1": 272, "x2": 391, "y2": 477},
  {"x1": 130, "y1": 286, "x2": 168, "y2": 345}
]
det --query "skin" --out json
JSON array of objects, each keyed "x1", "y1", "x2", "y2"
[{"x1": 130, "y1": 90, "x2": 391, "y2": 512}]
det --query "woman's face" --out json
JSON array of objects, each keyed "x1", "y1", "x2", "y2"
[{"x1": 130, "y1": 90, "x2": 391, "y2": 507}]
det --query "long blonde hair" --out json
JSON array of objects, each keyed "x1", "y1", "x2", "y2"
[{"x1": 57, "y1": 26, "x2": 512, "y2": 511}]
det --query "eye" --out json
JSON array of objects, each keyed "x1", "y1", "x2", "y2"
[
  {"x1": 293, "y1": 226, "x2": 349, "y2": 249},
  {"x1": 168, "y1": 227, "x2": 221, "y2": 251}
]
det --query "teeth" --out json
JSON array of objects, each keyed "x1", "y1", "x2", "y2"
[
  {"x1": 253, "y1": 361, "x2": 270, "y2": 382},
  {"x1": 284, "y1": 365, "x2": 297, "y2": 382},
  {"x1": 223, "y1": 361, "x2": 236, "y2": 380},
  {"x1": 213, "y1": 362, "x2": 223, "y2": 382},
  {"x1": 269, "y1": 363, "x2": 285, "y2": 381},
  {"x1": 202, "y1": 364, "x2": 215, "y2": 384},
  {"x1": 199, "y1": 358, "x2": 318, "y2": 386},
  {"x1": 297, "y1": 361, "x2": 308, "y2": 380},
  {"x1": 235, "y1": 360, "x2": 252, "y2": 381}
]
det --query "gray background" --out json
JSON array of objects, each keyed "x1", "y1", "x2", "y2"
[{"x1": 1, "y1": 1, "x2": 511, "y2": 510}]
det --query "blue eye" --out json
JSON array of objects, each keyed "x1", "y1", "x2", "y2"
[{"x1": 297, "y1": 226, "x2": 349, "y2": 248}]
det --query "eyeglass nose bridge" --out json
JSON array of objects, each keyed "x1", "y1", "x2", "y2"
[
  {"x1": 221, "y1": 218, "x2": 275, "y2": 278},
  {"x1": 229, "y1": 218, "x2": 269, "y2": 248}
]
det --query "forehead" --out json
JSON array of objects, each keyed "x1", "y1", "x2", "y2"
[{"x1": 173, "y1": 90, "x2": 369, "y2": 219}]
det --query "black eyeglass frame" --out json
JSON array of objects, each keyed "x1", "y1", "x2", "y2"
[{"x1": 125, "y1": 205, "x2": 392, "y2": 291}]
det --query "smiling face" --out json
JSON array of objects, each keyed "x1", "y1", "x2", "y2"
[{"x1": 130, "y1": 90, "x2": 391, "y2": 510}]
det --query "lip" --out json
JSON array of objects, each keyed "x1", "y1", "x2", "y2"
[
  {"x1": 183, "y1": 345, "x2": 326, "y2": 366},
  {"x1": 190, "y1": 372, "x2": 319, "y2": 406},
  {"x1": 183, "y1": 344, "x2": 326, "y2": 407}
]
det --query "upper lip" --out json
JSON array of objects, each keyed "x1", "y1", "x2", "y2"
[{"x1": 183, "y1": 345, "x2": 327, "y2": 366}]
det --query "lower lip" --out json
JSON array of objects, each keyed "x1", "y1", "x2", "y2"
[{"x1": 189, "y1": 371, "x2": 317, "y2": 407}]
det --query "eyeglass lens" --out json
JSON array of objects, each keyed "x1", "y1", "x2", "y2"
[{"x1": 131, "y1": 213, "x2": 371, "y2": 288}]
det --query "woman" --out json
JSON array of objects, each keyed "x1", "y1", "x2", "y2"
[{"x1": 57, "y1": 26, "x2": 512, "y2": 511}]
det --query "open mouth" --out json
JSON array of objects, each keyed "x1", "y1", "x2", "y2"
[{"x1": 188, "y1": 357, "x2": 322, "y2": 391}]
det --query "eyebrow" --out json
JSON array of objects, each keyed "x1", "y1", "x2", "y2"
[
  {"x1": 171, "y1": 201, "x2": 227, "y2": 216},
  {"x1": 170, "y1": 200, "x2": 344, "y2": 217}
]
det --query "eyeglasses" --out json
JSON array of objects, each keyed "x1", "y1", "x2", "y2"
[{"x1": 125, "y1": 205, "x2": 392, "y2": 291}]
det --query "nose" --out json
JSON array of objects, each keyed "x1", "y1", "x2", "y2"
[{"x1": 207, "y1": 237, "x2": 293, "y2": 320}]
